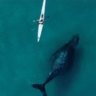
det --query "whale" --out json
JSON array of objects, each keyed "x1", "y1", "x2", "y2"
[{"x1": 32, "y1": 34, "x2": 79, "y2": 96}]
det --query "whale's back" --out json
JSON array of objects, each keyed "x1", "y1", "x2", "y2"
[{"x1": 52, "y1": 45, "x2": 75, "y2": 72}]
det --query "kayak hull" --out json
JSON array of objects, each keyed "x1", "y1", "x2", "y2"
[
  {"x1": 37, "y1": 24, "x2": 44, "y2": 42},
  {"x1": 37, "y1": 0, "x2": 46, "y2": 42}
]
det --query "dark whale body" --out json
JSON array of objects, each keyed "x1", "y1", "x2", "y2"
[{"x1": 32, "y1": 35, "x2": 79, "y2": 96}]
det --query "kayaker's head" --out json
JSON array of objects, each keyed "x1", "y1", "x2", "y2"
[{"x1": 41, "y1": 14, "x2": 44, "y2": 18}]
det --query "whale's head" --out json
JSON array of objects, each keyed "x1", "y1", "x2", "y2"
[{"x1": 69, "y1": 34, "x2": 79, "y2": 48}]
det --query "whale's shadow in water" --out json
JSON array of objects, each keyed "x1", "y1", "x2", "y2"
[{"x1": 54, "y1": 47, "x2": 83, "y2": 96}]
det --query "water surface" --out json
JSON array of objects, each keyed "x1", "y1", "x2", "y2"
[{"x1": 0, "y1": 0, "x2": 96, "y2": 96}]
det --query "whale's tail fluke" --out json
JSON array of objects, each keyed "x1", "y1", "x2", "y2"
[{"x1": 32, "y1": 83, "x2": 47, "y2": 96}]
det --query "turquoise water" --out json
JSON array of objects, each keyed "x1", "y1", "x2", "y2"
[{"x1": 0, "y1": 0, "x2": 96, "y2": 96}]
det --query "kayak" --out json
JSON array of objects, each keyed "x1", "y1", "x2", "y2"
[{"x1": 37, "y1": 0, "x2": 46, "y2": 42}]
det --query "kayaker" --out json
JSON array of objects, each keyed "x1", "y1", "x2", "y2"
[{"x1": 38, "y1": 14, "x2": 44, "y2": 24}]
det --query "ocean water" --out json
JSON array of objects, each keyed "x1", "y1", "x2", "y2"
[{"x1": 0, "y1": 0, "x2": 96, "y2": 96}]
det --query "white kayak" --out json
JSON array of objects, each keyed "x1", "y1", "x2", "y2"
[{"x1": 37, "y1": 0, "x2": 46, "y2": 42}]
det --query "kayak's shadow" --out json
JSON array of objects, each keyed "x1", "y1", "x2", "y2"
[{"x1": 54, "y1": 47, "x2": 83, "y2": 96}]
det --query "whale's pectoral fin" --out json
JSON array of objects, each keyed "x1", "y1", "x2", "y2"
[{"x1": 49, "y1": 50, "x2": 60, "y2": 63}]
